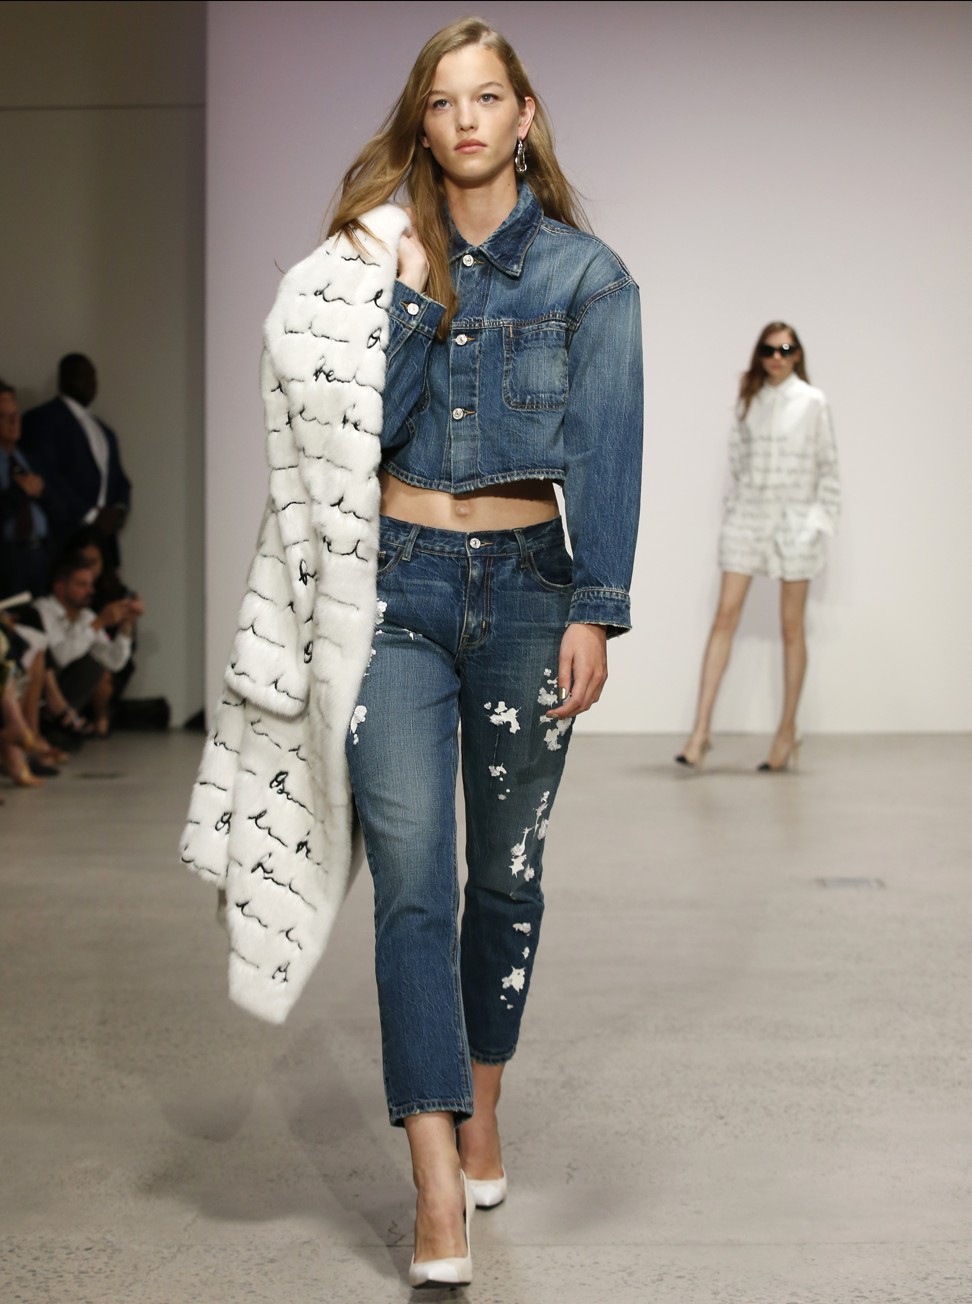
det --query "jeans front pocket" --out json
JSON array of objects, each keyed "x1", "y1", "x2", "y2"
[
  {"x1": 524, "y1": 541, "x2": 574, "y2": 593},
  {"x1": 376, "y1": 536, "x2": 408, "y2": 579}
]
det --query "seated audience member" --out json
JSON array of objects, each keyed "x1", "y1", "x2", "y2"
[
  {"x1": 63, "y1": 527, "x2": 141, "y2": 702},
  {"x1": 21, "y1": 354, "x2": 132, "y2": 567},
  {"x1": 0, "y1": 622, "x2": 66, "y2": 787},
  {"x1": 67, "y1": 526, "x2": 134, "y2": 609},
  {"x1": 0, "y1": 381, "x2": 60, "y2": 600},
  {"x1": 32, "y1": 551, "x2": 143, "y2": 736}
]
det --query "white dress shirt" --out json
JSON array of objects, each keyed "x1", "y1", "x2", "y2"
[
  {"x1": 718, "y1": 374, "x2": 840, "y2": 581},
  {"x1": 61, "y1": 394, "x2": 110, "y2": 521},
  {"x1": 33, "y1": 594, "x2": 132, "y2": 672}
]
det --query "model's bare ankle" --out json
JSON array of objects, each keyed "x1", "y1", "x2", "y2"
[
  {"x1": 679, "y1": 729, "x2": 711, "y2": 765},
  {"x1": 413, "y1": 1166, "x2": 466, "y2": 1263},
  {"x1": 458, "y1": 1109, "x2": 503, "y2": 1180}
]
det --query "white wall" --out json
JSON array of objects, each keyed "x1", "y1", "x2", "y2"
[
  {"x1": 206, "y1": 0, "x2": 972, "y2": 732},
  {"x1": 1, "y1": 0, "x2": 205, "y2": 725}
]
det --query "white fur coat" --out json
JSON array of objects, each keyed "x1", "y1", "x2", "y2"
[{"x1": 180, "y1": 205, "x2": 410, "y2": 1024}]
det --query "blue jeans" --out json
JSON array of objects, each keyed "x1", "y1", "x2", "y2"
[{"x1": 346, "y1": 515, "x2": 575, "y2": 1125}]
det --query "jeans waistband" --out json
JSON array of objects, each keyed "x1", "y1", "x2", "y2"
[{"x1": 379, "y1": 514, "x2": 566, "y2": 559}]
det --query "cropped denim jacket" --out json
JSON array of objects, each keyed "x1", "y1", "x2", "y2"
[{"x1": 379, "y1": 185, "x2": 643, "y2": 633}]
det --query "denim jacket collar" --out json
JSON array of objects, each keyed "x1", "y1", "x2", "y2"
[{"x1": 448, "y1": 184, "x2": 542, "y2": 279}]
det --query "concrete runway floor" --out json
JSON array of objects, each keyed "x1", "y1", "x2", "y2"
[{"x1": 1, "y1": 731, "x2": 969, "y2": 1303}]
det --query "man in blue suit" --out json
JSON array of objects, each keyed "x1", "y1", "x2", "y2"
[{"x1": 21, "y1": 354, "x2": 132, "y2": 568}]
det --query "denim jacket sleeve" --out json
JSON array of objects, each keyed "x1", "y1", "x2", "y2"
[
  {"x1": 381, "y1": 280, "x2": 445, "y2": 448},
  {"x1": 562, "y1": 277, "x2": 643, "y2": 634}
]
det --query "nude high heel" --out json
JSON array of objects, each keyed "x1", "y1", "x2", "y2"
[
  {"x1": 408, "y1": 1170, "x2": 473, "y2": 1289},
  {"x1": 757, "y1": 737, "x2": 802, "y2": 772},
  {"x1": 675, "y1": 739, "x2": 712, "y2": 770}
]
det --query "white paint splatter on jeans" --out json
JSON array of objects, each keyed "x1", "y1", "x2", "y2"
[
  {"x1": 349, "y1": 704, "x2": 367, "y2": 744},
  {"x1": 485, "y1": 701, "x2": 521, "y2": 734},
  {"x1": 502, "y1": 967, "x2": 526, "y2": 993},
  {"x1": 537, "y1": 667, "x2": 559, "y2": 708},
  {"x1": 510, "y1": 829, "x2": 529, "y2": 877},
  {"x1": 542, "y1": 717, "x2": 572, "y2": 752}
]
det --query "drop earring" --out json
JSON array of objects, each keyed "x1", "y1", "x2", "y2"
[{"x1": 514, "y1": 137, "x2": 528, "y2": 174}]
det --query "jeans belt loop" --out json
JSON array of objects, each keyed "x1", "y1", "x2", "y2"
[
  {"x1": 402, "y1": 523, "x2": 421, "y2": 562},
  {"x1": 513, "y1": 527, "x2": 531, "y2": 567}
]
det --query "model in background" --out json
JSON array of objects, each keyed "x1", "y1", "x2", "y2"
[{"x1": 676, "y1": 322, "x2": 839, "y2": 772}]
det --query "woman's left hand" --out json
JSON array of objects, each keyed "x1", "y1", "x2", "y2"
[{"x1": 546, "y1": 623, "x2": 608, "y2": 720}]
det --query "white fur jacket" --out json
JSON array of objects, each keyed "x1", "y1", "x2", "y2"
[{"x1": 180, "y1": 205, "x2": 410, "y2": 1024}]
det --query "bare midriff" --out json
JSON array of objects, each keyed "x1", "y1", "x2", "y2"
[{"x1": 379, "y1": 469, "x2": 559, "y2": 532}]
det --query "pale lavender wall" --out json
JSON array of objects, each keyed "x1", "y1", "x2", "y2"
[{"x1": 206, "y1": 0, "x2": 972, "y2": 731}]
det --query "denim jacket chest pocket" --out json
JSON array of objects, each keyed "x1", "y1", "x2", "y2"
[{"x1": 502, "y1": 320, "x2": 569, "y2": 412}]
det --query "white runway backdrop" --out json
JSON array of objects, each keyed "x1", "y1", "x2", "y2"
[{"x1": 206, "y1": 0, "x2": 972, "y2": 733}]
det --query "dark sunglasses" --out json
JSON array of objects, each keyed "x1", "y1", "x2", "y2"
[{"x1": 758, "y1": 343, "x2": 799, "y2": 359}]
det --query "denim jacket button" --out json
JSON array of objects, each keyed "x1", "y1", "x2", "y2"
[
  {"x1": 452, "y1": 407, "x2": 464, "y2": 420},
  {"x1": 455, "y1": 334, "x2": 468, "y2": 346},
  {"x1": 404, "y1": 302, "x2": 419, "y2": 316},
  {"x1": 461, "y1": 253, "x2": 475, "y2": 267}
]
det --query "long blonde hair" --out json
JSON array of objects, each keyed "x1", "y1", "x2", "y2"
[{"x1": 327, "y1": 17, "x2": 588, "y2": 336}]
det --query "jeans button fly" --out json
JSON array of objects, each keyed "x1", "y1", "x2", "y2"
[{"x1": 469, "y1": 537, "x2": 482, "y2": 549}]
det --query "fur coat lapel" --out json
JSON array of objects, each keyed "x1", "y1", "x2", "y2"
[{"x1": 180, "y1": 205, "x2": 410, "y2": 1024}]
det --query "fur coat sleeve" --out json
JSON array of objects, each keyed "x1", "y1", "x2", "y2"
[{"x1": 180, "y1": 205, "x2": 411, "y2": 1024}]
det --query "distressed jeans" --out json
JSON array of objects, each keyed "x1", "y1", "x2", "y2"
[{"x1": 346, "y1": 515, "x2": 575, "y2": 1125}]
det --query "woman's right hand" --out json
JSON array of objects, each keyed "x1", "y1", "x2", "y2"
[{"x1": 397, "y1": 208, "x2": 429, "y2": 294}]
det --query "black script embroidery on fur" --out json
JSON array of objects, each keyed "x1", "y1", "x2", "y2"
[
  {"x1": 270, "y1": 677, "x2": 304, "y2": 704},
  {"x1": 250, "y1": 858, "x2": 289, "y2": 890},
  {"x1": 323, "y1": 537, "x2": 368, "y2": 561},
  {"x1": 181, "y1": 208, "x2": 409, "y2": 1022},
  {"x1": 269, "y1": 769, "x2": 311, "y2": 812},
  {"x1": 313, "y1": 282, "x2": 353, "y2": 306},
  {"x1": 239, "y1": 620, "x2": 286, "y2": 649},
  {"x1": 330, "y1": 494, "x2": 371, "y2": 522},
  {"x1": 237, "y1": 899, "x2": 269, "y2": 929},
  {"x1": 286, "y1": 878, "x2": 317, "y2": 911},
  {"x1": 249, "y1": 721, "x2": 282, "y2": 747},
  {"x1": 248, "y1": 810, "x2": 286, "y2": 847},
  {"x1": 280, "y1": 927, "x2": 304, "y2": 950}
]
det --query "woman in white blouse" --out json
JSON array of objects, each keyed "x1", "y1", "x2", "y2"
[{"x1": 676, "y1": 322, "x2": 840, "y2": 772}]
